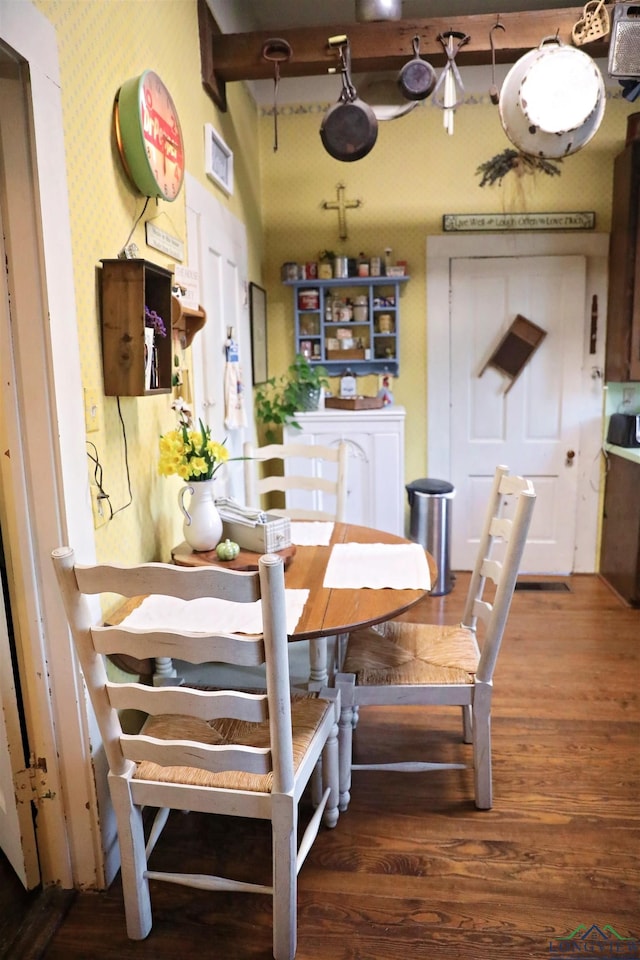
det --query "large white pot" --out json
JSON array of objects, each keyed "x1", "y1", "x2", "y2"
[
  {"x1": 499, "y1": 37, "x2": 605, "y2": 158},
  {"x1": 178, "y1": 479, "x2": 223, "y2": 552}
]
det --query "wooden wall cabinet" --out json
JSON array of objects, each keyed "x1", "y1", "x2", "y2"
[
  {"x1": 100, "y1": 259, "x2": 173, "y2": 396},
  {"x1": 599, "y1": 452, "x2": 640, "y2": 607},
  {"x1": 605, "y1": 138, "x2": 640, "y2": 382}
]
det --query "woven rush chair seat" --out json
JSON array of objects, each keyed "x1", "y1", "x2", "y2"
[
  {"x1": 342, "y1": 620, "x2": 480, "y2": 686},
  {"x1": 335, "y1": 466, "x2": 536, "y2": 813},
  {"x1": 138, "y1": 695, "x2": 331, "y2": 793}
]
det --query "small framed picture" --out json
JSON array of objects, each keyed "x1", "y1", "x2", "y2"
[
  {"x1": 249, "y1": 282, "x2": 268, "y2": 384},
  {"x1": 204, "y1": 123, "x2": 234, "y2": 195}
]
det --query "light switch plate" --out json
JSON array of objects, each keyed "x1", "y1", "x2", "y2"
[{"x1": 84, "y1": 389, "x2": 100, "y2": 433}]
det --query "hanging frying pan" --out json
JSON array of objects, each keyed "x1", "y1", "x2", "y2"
[
  {"x1": 320, "y1": 40, "x2": 378, "y2": 162},
  {"x1": 397, "y1": 36, "x2": 436, "y2": 101}
]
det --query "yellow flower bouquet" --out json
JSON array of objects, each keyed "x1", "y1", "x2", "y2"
[{"x1": 158, "y1": 420, "x2": 229, "y2": 482}]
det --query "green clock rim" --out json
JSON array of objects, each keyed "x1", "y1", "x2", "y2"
[{"x1": 116, "y1": 70, "x2": 184, "y2": 201}]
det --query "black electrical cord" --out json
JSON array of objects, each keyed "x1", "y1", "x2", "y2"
[
  {"x1": 85, "y1": 397, "x2": 133, "y2": 521},
  {"x1": 111, "y1": 397, "x2": 133, "y2": 518},
  {"x1": 86, "y1": 440, "x2": 113, "y2": 519},
  {"x1": 122, "y1": 196, "x2": 151, "y2": 252}
]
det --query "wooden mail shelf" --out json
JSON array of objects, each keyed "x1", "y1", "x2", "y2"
[{"x1": 324, "y1": 396, "x2": 384, "y2": 410}]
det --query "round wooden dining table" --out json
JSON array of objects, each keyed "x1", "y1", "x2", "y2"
[{"x1": 172, "y1": 523, "x2": 436, "y2": 686}]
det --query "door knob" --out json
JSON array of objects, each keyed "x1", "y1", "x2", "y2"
[{"x1": 566, "y1": 449, "x2": 576, "y2": 465}]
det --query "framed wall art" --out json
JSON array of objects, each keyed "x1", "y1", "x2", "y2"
[
  {"x1": 249, "y1": 282, "x2": 268, "y2": 384},
  {"x1": 204, "y1": 123, "x2": 234, "y2": 195}
]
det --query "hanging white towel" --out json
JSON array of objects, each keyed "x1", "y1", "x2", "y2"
[{"x1": 224, "y1": 361, "x2": 248, "y2": 430}]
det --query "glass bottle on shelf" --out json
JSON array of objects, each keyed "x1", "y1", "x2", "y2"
[{"x1": 357, "y1": 252, "x2": 369, "y2": 277}]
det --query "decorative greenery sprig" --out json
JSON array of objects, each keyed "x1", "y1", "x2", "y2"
[{"x1": 476, "y1": 149, "x2": 562, "y2": 188}]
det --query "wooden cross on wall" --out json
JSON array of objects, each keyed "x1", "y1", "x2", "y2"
[{"x1": 321, "y1": 183, "x2": 362, "y2": 241}]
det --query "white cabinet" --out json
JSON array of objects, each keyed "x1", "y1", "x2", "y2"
[{"x1": 283, "y1": 406, "x2": 406, "y2": 535}]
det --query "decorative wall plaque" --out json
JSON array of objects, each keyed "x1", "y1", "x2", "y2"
[{"x1": 443, "y1": 212, "x2": 595, "y2": 232}]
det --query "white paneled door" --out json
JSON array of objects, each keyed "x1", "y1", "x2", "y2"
[
  {"x1": 449, "y1": 255, "x2": 587, "y2": 574},
  {"x1": 186, "y1": 175, "x2": 251, "y2": 503}
]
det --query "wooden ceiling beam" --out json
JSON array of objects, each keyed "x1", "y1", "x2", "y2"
[{"x1": 199, "y1": 2, "x2": 608, "y2": 104}]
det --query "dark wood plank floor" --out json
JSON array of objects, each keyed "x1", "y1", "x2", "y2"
[{"x1": 7, "y1": 573, "x2": 640, "y2": 959}]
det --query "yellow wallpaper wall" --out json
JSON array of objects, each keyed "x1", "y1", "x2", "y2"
[
  {"x1": 258, "y1": 92, "x2": 637, "y2": 488},
  {"x1": 33, "y1": 0, "x2": 262, "y2": 565},
  {"x1": 22, "y1": 0, "x2": 640, "y2": 553}
]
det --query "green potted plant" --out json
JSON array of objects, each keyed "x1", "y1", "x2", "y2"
[{"x1": 254, "y1": 354, "x2": 329, "y2": 441}]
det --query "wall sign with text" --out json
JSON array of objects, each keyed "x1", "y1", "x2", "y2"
[{"x1": 443, "y1": 212, "x2": 595, "y2": 232}]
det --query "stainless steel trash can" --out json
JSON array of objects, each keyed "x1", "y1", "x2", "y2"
[{"x1": 406, "y1": 478, "x2": 455, "y2": 596}]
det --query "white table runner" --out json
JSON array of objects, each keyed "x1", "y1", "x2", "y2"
[
  {"x1": 322, "y1": 543, "x2": 431, "y2": 590},
  {"x1": 290, "y1": 521, "x2": 334, "y2": 546},
  {"x1": 119, "y1": 589, "x2": 310, "y2": 636}
]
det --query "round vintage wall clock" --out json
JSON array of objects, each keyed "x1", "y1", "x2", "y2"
[{"x1": 114, "y1": 70, "x2": 185, "y2": 201}]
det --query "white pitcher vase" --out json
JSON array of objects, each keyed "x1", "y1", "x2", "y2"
[{"x1": 178, "y1": 479, "x2": 223, "y2": 552}]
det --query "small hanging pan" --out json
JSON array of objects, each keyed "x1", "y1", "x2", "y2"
[
  {"x1": 320, "y1": 40, "x2": 378, "y2": 162},
  {"x1": 398, "y1": 36, "x2": 436, "y2": 101}
]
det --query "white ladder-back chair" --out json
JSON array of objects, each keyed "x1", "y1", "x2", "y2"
[
  {"x1": 243, "y1": 440, "x2": 348, "y2": 522},
  {"x1": 335, "y1": 466, "x2": 536, "y2": 811},
  {"x1": 52, "y1": 548, "x2": 339, "y2": 960},
  {"x1": 244, "y1": 438, "x2": 348, "y2": 690}
]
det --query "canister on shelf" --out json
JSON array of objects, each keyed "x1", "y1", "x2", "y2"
[
  {"x1": 298, "y1": 289, "x2": 319, "y2": 310},
  {"x1": 370, "y1": 256, "x2": 382, "y2": 277},
  {"x1": 353, "y1": 295, "x2": 368, "y2": 322},
  {"x1": 340, "y1": 369, "x2": 357, "y2": 398},
  {"x1": 333, "y1": 300, "x2": 352, "y2": 322},
  {"x1": 334, "y1": 256, "x2": 348, "y2": 278},
  {"x1": 300, "y1": 315, "x2": 319, "y2": 335},
  {"x1": 378, "y1": 313, "x2": 394, "y2": 333},
  {"x1": 281, "y1": 262, "x2": 299, "y2": 281}
]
